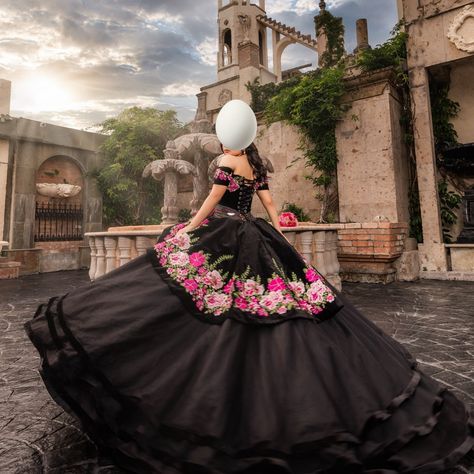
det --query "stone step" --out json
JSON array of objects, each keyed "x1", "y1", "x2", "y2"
[{"x1": 0, "y1": 260, "x2": 21, "y2": 279}]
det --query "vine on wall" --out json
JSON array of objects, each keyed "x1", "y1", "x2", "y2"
[
  {"x1": 315, "y1": 11, "x2": 345, "y2": 68},
  {"x1": 429, "y1": 76, "x2": 463, "y2": 242}
]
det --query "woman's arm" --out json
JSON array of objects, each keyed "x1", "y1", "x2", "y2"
[
  {"x1": 176, "y1": 185, "x2": 227, "y2": 234},
  {"x1": 256, "y1": 189, "x2": 290, "y2": 242}
]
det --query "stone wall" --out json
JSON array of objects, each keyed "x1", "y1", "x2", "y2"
[
  {"x1": 0, "y1": 117, "x2": 105, "y2": 250},
  {"x1": 336, "y1": 69, "x2": 410, "y2": 224},
  {"x1": 34, "y1": 241, "x2": 85, "y2": 273}
]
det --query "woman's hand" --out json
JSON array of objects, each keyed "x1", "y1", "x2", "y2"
[{"x1": 175, "y1": 225, "x2": 195, "y2": 236}]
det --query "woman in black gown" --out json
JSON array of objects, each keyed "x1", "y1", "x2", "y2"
[{"x1": 24, "y1": 142, "x2": 474, "y2": 473}]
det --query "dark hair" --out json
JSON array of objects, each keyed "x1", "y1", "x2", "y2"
[{"x1": 220, "y1": 142, "x2": 267, "y2": 181}]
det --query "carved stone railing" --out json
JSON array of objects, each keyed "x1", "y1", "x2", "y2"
[{"x1": 85, "y1": 224, "x2": 342, "y2": 290}]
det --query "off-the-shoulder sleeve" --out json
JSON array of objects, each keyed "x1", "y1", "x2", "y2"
[
  {"x1": 256, "y1": 174, "x2": 269, "y2": 190},
  {"x1": 213, "y1": 166, "x2": 240, "y2": 191}
]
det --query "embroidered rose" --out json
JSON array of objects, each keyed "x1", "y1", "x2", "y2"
[
  {"x1": 214, "y1": 169, "x2": 240, "y2": 192},
  {"x1": 305, "y1": 267, "x2": 321, "y2": 282},
  {"x1": 202, "y1": 270, "x2": 224, "y2": 289},
  {"x1": 242, "y1": 279, "x2": 265, "y2": 296},
  {"x1": 223, "y1": 278, "x2": 235, "y2": 294},
  {"x1": 184, "y1": 279, "x2": 199, "y2": 293},
  {"x1": 204, "y1": 292, "x2": 232, "y2": 314},
  {"x1": 260, "y1": 294, "x2": 279, "y2": 311},
  {"x1": 189, "y1": 251, "x2": 206, "y2": 267},
  {"x1": 170, "y1": 232, "x2": 191, "y2": 250},
  {"x1": 288, "y1": 281, "x2": 305, "y2": 296},
  {"x1": 268, "y1": 276, "x2": 286, "y2": 291},
  {"x1": 168, "y1": 251, "x2": 190, "y2": 266}
]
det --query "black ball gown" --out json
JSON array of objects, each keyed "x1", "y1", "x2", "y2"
[{"x1": 24, "y1": 165, "x2": 474, "y2": 474}]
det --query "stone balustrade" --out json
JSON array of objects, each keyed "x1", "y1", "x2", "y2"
[{"x1": 85, "y1": 224, "x2": 342, "y2": 290}]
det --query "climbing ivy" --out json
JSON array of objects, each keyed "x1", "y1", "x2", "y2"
[
  {"x1": 256, "y1": 66, "x2": 347, "y2": 223},
  {"x1": 356, "y1": 22, "x2": 408, "y2": 78},
  {"x1": 438, "y1": 179, "x2": 462, "y2": 243},
  {"x1": 429, "y1": 78, "x2": 460, "y2": 164},
  {"x1": 429, "y1": 76, "x2": 463, "y2": 242},
  {"x1": 246, "y1": 75, "x2": 301, "y2": 114},
  {"x1": 315, "y1": 10, "x2": 345, "y2": 68}
]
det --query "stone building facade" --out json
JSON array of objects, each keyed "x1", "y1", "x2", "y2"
[
  {"x1": 0, "y1": 80, "x2": 105, "y2": 276},
  {"x1": 398, "y1": 0, "x2": 474, "y2": 277}
]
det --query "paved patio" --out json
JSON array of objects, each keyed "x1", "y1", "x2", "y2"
[{"x1": 0, "y1": 270, "x2": 473, "y2": 473}]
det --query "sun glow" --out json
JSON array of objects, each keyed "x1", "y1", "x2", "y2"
[{"x1": 15, "y1": 73, "x2": 76, "y2": 113}]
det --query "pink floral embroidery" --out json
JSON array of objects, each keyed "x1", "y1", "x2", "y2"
[
  {"x1": 214, "y1": 167, "x2": 269, "y2": 192},
  {"x1": 255, "y1": 174, "x2": 269, "y2": 190},
  {"x1": 213, "y1": 168, "x2": 240, "y2": 192},
  {"x1": 154, "y1": 221, "x2": 337, "y2": 318}
]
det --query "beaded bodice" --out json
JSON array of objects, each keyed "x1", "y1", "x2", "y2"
[{"x1": 212, "y1": 165, "x2": 269, "y2": 214}]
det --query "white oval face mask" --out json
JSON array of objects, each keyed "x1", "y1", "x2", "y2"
[{"x1": 215, "y1": 99, "x2": 257, "y2": 150}]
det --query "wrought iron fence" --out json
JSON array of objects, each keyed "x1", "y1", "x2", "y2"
[{"x1": 35, "y1": 201, "x2": 84, "y2": 241}]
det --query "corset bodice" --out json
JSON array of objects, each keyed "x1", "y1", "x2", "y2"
[{"x1": 212, "y1": 165, "x2": 269, "y2": 214}]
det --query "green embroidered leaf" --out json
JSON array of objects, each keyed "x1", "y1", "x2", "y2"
[
  {"x1": 240, "y1": 264, "x2": 251, "y2": 280},
  {"x1": 271, "y1": 257, "x2": 286, "y2": 277},
  {"x1": 208, "y1": 254, "x2": 234, "y2": 270}
]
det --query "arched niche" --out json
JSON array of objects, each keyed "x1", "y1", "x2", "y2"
[{"x1": 36, "y1": 155, "x2": 84, "y2": 205}]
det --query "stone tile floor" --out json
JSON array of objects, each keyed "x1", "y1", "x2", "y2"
[{"x1": 0, "y1": 270, "x2": 473, "y2": 473}]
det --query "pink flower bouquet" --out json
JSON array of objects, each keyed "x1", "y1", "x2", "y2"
[{"x1": 279, "y1": 211, "x2": 298, "y2": 227}]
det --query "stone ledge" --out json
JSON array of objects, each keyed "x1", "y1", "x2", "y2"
[{"x1": 420, "y1": 271, "x2": 474, "y2": 281}]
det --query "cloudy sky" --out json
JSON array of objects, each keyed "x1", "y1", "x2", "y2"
[{"x1": 0, "y1": 0, "x2": 398, "y2": 131}]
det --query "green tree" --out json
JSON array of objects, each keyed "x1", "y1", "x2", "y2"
[{"x1": 90, "y1": 107, "x2": 187, "y2": 227}]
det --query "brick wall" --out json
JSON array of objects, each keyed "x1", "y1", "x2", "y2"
[{"x1": 337, "y1": 223, "x2": 409, "y2": 283}]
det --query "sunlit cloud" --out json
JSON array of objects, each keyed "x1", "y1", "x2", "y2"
[
  {"x1": 197, "y1": 37, "x2": 218, "y2": 66},
  {"x1": 162, "y1": 82, "x2": 202, "y2": 97}
]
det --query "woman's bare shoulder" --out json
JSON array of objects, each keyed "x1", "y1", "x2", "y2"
[{"x1": 217, "y1": 154, "x2": 237, "y2": 170}]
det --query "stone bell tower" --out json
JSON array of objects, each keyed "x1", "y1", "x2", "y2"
[
  {"x1": 196, "y1": 0, "x2": 320, "y2": 125},
  {"x1": 216, "y1": 1, "x2": 270, "y2": 100}
]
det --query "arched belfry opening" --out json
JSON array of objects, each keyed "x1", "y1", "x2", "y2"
[
  {"x1": 222, "y1": 28, "x2": 232, "y2": 66},
  {"x1": 258, "y1": 29, "x2": 265, "y2": 65}
]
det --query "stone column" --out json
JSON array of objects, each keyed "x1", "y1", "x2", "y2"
[
  {"x1": 238, "y1": 39, "x2": 261, "y2": 101},
  {"x1": 409, "y1": 66, "x2": 448, "y2": 272},
  {"x1": 354, "y1": 19, "x2": 370, "y2": 52},
  {"x1": 271, "y1": 30, "x2": 281, "y2": 81},
  {"x1": 11, "y1": 141, "x2": 36, "y2": 249},
  {"x1": 0, "y1": 79, "x2": 11, "y2": 114},
  {"x1": 0, "y1": 80, "x2": 12, "y2": 243},
  {"x1": 0, "y1": 140, "x2": 10, "y2": 242}
]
